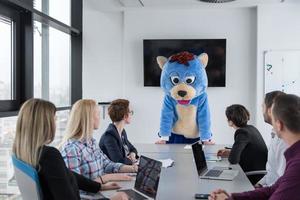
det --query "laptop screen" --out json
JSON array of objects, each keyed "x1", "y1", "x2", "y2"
[
  {"x1": 134, "y1": 156, "x2": 162, "y2": 199},
  {"x1": 192, "y1": 142, "x2": 208, "y2": 176}
]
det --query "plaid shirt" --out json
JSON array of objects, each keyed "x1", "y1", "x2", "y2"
[{"x1": 60, "y1": 138, "x2": 123, "y2": 180}]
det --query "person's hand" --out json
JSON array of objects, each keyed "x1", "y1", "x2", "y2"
[
  {"x1": 155, "y1": 140, "x2": 166, "y2": 144},
  {"x1": 202, "y1": 140, "x2": 215, "y2": 145},
  {"x1": 110, "y1": 192, "x2": 129, "y2": 200},
  {"x1": 114, "y1": 174, "x2": 134, "y2": 181},
  {"x1": 98, "y1": 174, "x2": 133, "y2": 183},
  {"x1": 217, "y1": 149, "x2": 231, "y2": 157},
  {"x1": 209, "y1": 189, "x2": 230, "y2": 200},
  {"x1": 131, "y1": 164, "x2": 138, "y2": 172},
  {"x1": 101, "y1": 182, "x2": 121, "y2": 191},
  {"x1": 127, "y1": 152, "x2": 137, "y2": 163}
]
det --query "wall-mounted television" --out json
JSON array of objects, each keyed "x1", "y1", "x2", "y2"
[{"x1": 143, "y1": 39, "x2": 226, "y2": 87}]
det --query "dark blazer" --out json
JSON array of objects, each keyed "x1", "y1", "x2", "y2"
[
  {"x1": 228, "y1": 125, "x2": 268, "y2": 184},
  {"x1": 38, "y1": 146, "x2": 107, "y2": 200},
  {"x1": 99, "y1": 123, "x2": 138, "y2": 165}
]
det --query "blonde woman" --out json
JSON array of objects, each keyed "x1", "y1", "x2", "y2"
[
  {"x1": 60, "y1": 99, "x2": 137, "y2": 184},
  {"x1": 13, "y1": 98, "x2": 128, "y2": 200}
]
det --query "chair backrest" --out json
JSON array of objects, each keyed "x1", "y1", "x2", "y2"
[{"x1": 12, "y1": 155, "x2": 43, "y2": 200}]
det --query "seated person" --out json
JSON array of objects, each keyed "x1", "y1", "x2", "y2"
[
  {"x1": 217, "y1": 104, "x2": 268, "y2": 184},
  {"x1": 100, "y1": 99, "x2": 138, "y2": 165},
  {"x1": 210, "y1": 94, "x2": 300, "y2": 200},
  {"x1": 257, "y1": 91, "x2": 287, "y2": 187},
  {"x1": 12, "y1": 98, "x2": 127, "y2": 200},
  {"x1": 59, "y1": 99, "x2": 137, "y2": 185}
]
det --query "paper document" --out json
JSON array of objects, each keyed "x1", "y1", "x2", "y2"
[
  {"x1": 205, "y1": 155, "x2": 222, "y2": 161},
  {"x1": 158, "y1": 159, "x2": 174, "y2": 168},
  {"x1": 184, "y1": 145, "x2": 206, "y2": 150}
]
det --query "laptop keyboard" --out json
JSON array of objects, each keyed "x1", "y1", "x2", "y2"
[
  {"x1": 205, "y1": 169, "x2": 223, "y2": 177},
  {"x1": 121, "y1": 189, "x2": 148, "y2": 200}
]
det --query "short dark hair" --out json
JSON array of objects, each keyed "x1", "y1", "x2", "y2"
[
  {"x1": 272, "y1": 94, "x2": 300, "y2": 133},
  {"x1": 108, "y1": 99, "x2": 130, "y2": 122},
  {"x1": 225, "y1": 104, "x2": 250, "y2": 127},
  {"x1": 265, "y1": 91, "x2": 285, "y2": 109}
]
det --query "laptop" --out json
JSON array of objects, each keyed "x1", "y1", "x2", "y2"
[
  {"x1": 119, "y1": 155, "x2": 162, "y2": 200},
  {"x1": 191, "y1": 142, "x2": 239, "y2": 181}
]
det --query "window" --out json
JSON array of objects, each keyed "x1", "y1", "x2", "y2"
[
  {"x1": 0, "y1": 5, "x2": 20, "y2": 113},
  {"x1": 0, "y1": 0, "x2": 82, "y2": 197},
  {"x1": 0, "y1": 110, "x2": 70, "y2": 196},
  {"x1": 34, "y1": 0, "x2": 70, "y2": 26},
  {"x1": 33, "y1": 21, "x2": 42, "y2": 98},
  {"x1": 33, "y1": 0, "x2": 71, "y2": 108},
  {"x1": 0, "y1": 0, "x2": 82, "y2": 115},
  {"x1": 34, "y1": 21, "x2": 71, "y2": 107},
  {"x1": 0, "y1": 16, "x2": 13, "y2": 101},
  {"x1": 0, "y1": 115, "x2": 17, "y2": 196},
  {"x1": 50, "y1": 109, "x2": 70, "y2": 146}
]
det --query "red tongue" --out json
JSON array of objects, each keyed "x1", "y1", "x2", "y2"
[{"x1": 177, "y1": 100, "x2": 190, "y2": 105}]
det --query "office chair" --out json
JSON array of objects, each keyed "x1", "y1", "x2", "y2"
[
  {"x1": 245, "y1": 170, "x2": 267, "y2": 185},
  {"x1": 12, "y1": 154, "x2": 105, "y2": 200},
  {"x1": 12, "y1": 155, "x2": 43, "y2": 200},
  {"x1": 245, "y1": 170, "x2": 267, "y2": 176}
]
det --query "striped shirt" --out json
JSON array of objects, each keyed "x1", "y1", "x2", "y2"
[{"x1": 60, "y1": 138, "x2": 123, "y2": 180}]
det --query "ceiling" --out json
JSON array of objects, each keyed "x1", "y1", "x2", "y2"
[{"x1": 86, "y1": 0, "x2": 299, "y2": 11}]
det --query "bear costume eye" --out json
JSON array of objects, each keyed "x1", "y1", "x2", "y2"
[
  {"x1": 170, "y1": 76, "x2": 180, "y2": 85},
  {"x1": 185, "y1": 76, "x2": 195, "y2": 84}
]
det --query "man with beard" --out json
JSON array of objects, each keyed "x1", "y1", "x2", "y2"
[{"x1": 256, "y1": 91, "x2": 287, "y2": 187}]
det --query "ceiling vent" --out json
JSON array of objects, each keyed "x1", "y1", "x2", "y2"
[{"x1": 198, "y1": 0, "x2": 237, "y2": 3}]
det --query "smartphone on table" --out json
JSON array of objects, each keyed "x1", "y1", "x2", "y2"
[{"x1": 195, "y1": 193, "x2": 210, "y2": 199}]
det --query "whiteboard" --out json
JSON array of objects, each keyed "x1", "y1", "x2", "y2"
[{"x1": 264, "y1": 50, "x2": 300, "y2": 96}]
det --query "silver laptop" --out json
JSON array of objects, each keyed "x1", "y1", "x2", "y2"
[
  {"x1": 119, "y1": 155, "x2": 162, "y2": 200},
  {"x1": 192, "y1": 142, "x2": 238, "y2": 181}
]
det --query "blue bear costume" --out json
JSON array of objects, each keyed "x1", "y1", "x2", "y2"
[{"x1": 157, "y1": 51, "x2": 212, "y2": 144}]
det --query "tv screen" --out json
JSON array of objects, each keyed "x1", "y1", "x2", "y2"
[{"x1": 143, "y1": 39, "x2": 226, "y2": 87}]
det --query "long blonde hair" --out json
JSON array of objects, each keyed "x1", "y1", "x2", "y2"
[
  {"x1": 13, "y1": 99, "x2": 56, "y2": 167},
  {"x1": 60, "y1": 99, "x2": 98, "y2": 147}
]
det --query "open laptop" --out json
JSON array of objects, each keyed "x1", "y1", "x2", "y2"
[
  {"x1": 192, "y1": 142, "x2": 239, "y2": 181},
  {"x1": 119, "y1": 155, "x2": 162, "y2": 200}
]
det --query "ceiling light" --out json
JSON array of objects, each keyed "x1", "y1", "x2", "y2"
[{"x1": 198, "y1": 0, "x2": 237, "y2": 3}]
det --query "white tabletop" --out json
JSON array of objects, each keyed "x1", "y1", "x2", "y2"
[{"x1": 102, "y1": 144, "x2": 253, "y2": 199}]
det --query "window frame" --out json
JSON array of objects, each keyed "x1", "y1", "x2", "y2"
[
  {"x1": 0, "y1": 0, "x2": 82, "y2": 117},
  {"x1": 0, "y1": 4, "x2": 21, "y2": 112}
]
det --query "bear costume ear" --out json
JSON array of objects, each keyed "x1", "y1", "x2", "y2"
[
  {"x1": 198, "y1": 53, "x2": 209, "y2": 68},
  {"x1": 157, "y1": 56, "x2": 168, "y2": 70}
]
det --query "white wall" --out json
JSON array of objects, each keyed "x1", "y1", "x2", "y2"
[
  {"x1": 122, "y1": 8, "x2": 257, "y2": 144},
  {"x1": 83, "y1": 4, "x2": 257, "y2": 144},
  {"x1": 83, "y1": 10, "x2": 123, "y2": 101},
  {"x1": 256, "y1": 4, "x2": 300, "y2": 144},
  {"x1": 83, "y1": 5, "x2": 124, "y2": 141}
]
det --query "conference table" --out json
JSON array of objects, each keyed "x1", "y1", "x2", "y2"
[{"x1": 102, "y1": 144, "x2": 254, "y2": 199}]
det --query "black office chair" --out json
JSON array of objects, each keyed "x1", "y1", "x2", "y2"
[{"x1": 245, "y1": 170, "x2": 267, "y2": 185}]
